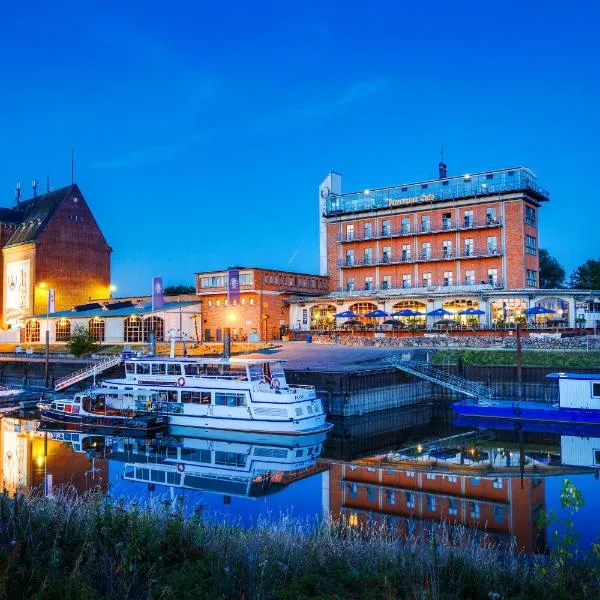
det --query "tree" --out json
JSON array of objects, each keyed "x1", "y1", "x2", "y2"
[
  {"x1": 66, "y1": 325, "x2": 99, "y2": 357},
  {"x1": 539, "y1": 249, "x2": 565, "y2": 288},
  {"x1": 570, "y1": 259, "x2": 600, "y2": 289},
  {"x1": 164, "y1": 285, "x2": 195, "y2": 295}
]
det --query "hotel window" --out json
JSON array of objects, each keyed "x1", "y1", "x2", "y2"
[
  {"x1": 421, "y1": 215, "x2": 430, "y2": 232},
  {"x1": 442, "y1": 212, "x2": 452, "y2": 230},
  {"x1": 464, "y1": 210, "x2": 474, "y2": 227},
  {"x1": 382, "y1": 246, "x2": 391, "y2": 263},
  {"x1": 386, "y1": 490, "x2": 395, "y2": 505},
  {"x1": 525, "y1": 205, "x2": 536, "y2": 226},
  {"x1": 88, "y1": 318, "x2": 105, "y2": 342},
  {"x1": 426, "y1": 473, "x2": 436, "y2": 480},
  {"x1": 448, "y1": 498, "x2": 458, "y2": 516},
  {"x1": 426, "y1": 495, "x2": 436, "y2": 512},
  {"x1": 345, "y1": 224, "x2": 354, "y2": 241},
  {"x1": 422, "y1": 272, "x2": 432, "y2": 287},
  {"x1": 486, "y1": 207, "x2": 497, "y2": 224},
  {"x1": 216, "y1": 300, "x2": 220, "y2": 307},
  {"x1": 55, "y1": 319, "x2": 71, "y2": 342},
  {"x1": 364, "y1": 222, "x2": 372, "y2": 239},
  {"x1": 25, "y1": 320, "x2": 40, "y2": 343},
  {"x1": 492, "y1": 477, "x2": 503, "y2": 489},
  {"x1": 465, "y1": 270, "x2": 475, "y2": 285},
  {"x1": 200, "y1": 276, "x2": 224, "y2": 288},
  {"x1": 464, "y1": 238, "x2": 474, "y2": 257},
  {"x1": 401, "y1": 217, "x2": 411, "y2": 234},
  {"x1": 347, "y1": 277, "x2": 355, "y2": 291},
  {"x1": 421, "y1": 242, "x2": 431, "y2": 259},
  {"x1": 381, "y1": 219, "x2": 391, "y2": 236},
  {"x1": 402, "y1": 274, "x2": 411, "y2": 289},
  {"x1": 526, "y1": 235, "x2": 537, "y2": 255},
  {"x1": 470, "y1": 477, "x2": 480, "y2": 486},
  {"x1": 494, "y1": 505, "x2": 505, "y2": 523},
  {"x1": 527, "y1": 269, "x2": 537, "y2": 287},
  {"x1": 488, "y1": 268, "x2": 498, "y2": 286},
  {"x1": 406, "y1": 492, "x2": 415, "y2": 508},
  {"x1": 364, "y1": 248, "x2": 373, "y2": 265},
  {"x1": 592, "y1": 383, "x2": 600, "y2": 398},
  {"x1": 364, "y1": 276, "x2": 373, "y2": 291},
  {"x1": 269, "y1": 275, "x2": 274, "y2": 284},
  {"x1": 443, "y1": 271, "x2": 453, "y2": 286},
  {"x1": 470, "y1": 502, "x2": 480, "y2": 519},
  {"x1": 208, "y1": 300, "x2": 212, "y2": 307},
  {"x1": 487, "y1": 236, "x2": 498, "y2": 253},
  {"x1": 124, "y1": 316, "x2": 143, "y2": 343},
  {"x1": 443, "y1": 240, "x2": 452, "y2": 258},
  {"x1": 382, "y1": 275, "x2": 392, "y2": 290},
  {"x1": 346, "y1": 249, "x2": 355, "y2": 266},
  {"x1": 239, "y1": 273, "x2": 253, "y2": 285},
  {"x1": 448, "y1": 475, "x2": 457, "y2": 483},
  {"x1": 401, "y1": 244, "x2": 411, "y2": 261},
  {"x1": 367, "y1": 486, "x2": 376, "y2": 501},
  {"x1": 347, "y1": 483, "x2": 358, "y2": 499}
]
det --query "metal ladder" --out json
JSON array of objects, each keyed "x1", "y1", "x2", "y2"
[
  {"x1": 389, "y1": 356, "x2": 494, "y2": 400},
  {"x1": 54, "y1": 354, "x2": 123, "y2": 391}
]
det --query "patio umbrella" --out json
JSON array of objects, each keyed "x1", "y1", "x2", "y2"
[
  {"x1": 342, "y1": 319, "x2": 362, "y2": 326},
  {"x1": 364, "y1": 309, "x2": 389, "y2": 318},
  {"x1": 426, "y1": 308, "x2": 453, "y2": 317},
  {"x1": 458, "y1": 307, "x2": 485, "y2": 316},
  {"x1": 524, "y1": 306, "x2": 555, "y2": 315},
  {"x1": 383, "y1": 319, "x2": 402, "y2": 326},
  {"x1": 392, "y1": 309, "x2": 424, "y2": 317},
  {"x1": 335, "y1": 310, "x2": 359, "y2": 318}
]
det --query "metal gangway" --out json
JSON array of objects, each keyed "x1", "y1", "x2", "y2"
[
  {"x1": 54, "y1": 354, "x2": 123, "y2": 391},
  {"x1": 388, "y1": 356, "x2": 494, "y2": 400}
]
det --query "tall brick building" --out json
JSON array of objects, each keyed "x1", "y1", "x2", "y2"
[
  {"x1": 0, "y1": 184, "x2": 111, "y2": 331},
  {"x1": 195, "y1": 267, "x2": 328, "y2": 341}
]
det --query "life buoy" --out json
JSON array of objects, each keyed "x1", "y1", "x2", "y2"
[
  {"x1": 177, "y1": 377, "x2": 185, "y2": 387},
  {"x1": 272, "y1": 377, "x2": 281, "y2": 390},
  {"x1": 177, "y1": 463, "x2": 185, "y2": 473}
]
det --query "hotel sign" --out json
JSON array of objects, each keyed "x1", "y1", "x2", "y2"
[{"x1": 388, "y1": 193, "x2": 435, "y2": 207}]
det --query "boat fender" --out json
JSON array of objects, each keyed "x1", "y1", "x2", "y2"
[
  {"x1": 177, "y1": 377, "x2": 186, "y2": 387},
  {"x1": 177, "y1": 463, "x2": 185, "y2": 473},
  {"x1": 272, "y1": 378, "x2": 281, "y2": 390}
]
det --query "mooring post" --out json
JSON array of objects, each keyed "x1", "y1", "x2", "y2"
[
  {"x1": 223, "y1": 327, "x2": 231, "y2": 358},
  {"x1": 44, "y1": 328, "x2": 50, "y2": 388},
  {"x1": 516, "y1": 323, "x2": 523, "y2": 398}
]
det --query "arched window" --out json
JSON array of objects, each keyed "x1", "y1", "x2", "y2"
[
  {"x1": 536, "y1": 297, "x2": 569, "y2": 323},
  {"x1": 490, "y1": 298, "x2": 526, "y2": 324},
  {"x1": 310, "y1": 305, "x2": 337, "y2": 330},
  {"x1": 88, "y1": 318, "x2": 105, "y2": 342},
  {"x1": 442, "y1": 299, "x2": 481, "y2": 324},
  {"x1": 55, "y1": 319, "x2": 71, "y2": 342},
  {"x1": 143, "y1": 316, "x2": 164, "y2": 341},
  {"x1": 392, "y1": 300, "x2": 426, "y2": 314},
  {"x1": 124, "y1": 315, "x2": 143, "y2": 343},
  {"x1": 25, "y1": 320, "x2": 40, "y2": 343},
  {"x1": 349, "y1": 302, "x2": 378, "y2": 324}
]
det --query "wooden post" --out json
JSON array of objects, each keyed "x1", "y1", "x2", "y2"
[{"x1": 516, "y1": 322, "x2": 523, "y2": 398}]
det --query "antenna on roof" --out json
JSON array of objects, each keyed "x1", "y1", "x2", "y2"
[
  {"x1": 32, "y1": 180, "x2": 39, "y2": 198},
  {"x1": 15, "y1": 182, "x2": 21, "y2": 204},
  {"x1": 438, "y1": 145, "x2": 447, "y2": 179},
  {"x1": 46, "y1": 176, "x2": 51, "y2": 193},
  {"x1": 71, "y1": 149, "x2": 75, "y2": 184}
]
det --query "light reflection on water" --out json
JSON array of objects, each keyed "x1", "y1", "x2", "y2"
[{"x1": 3, "y1": 408, "x2": 600, "y2": 554}]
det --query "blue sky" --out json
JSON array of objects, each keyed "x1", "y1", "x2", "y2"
[{"x1": 1, "y1": 1, "x2": 598, "y2": 295}]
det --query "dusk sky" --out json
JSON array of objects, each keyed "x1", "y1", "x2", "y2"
[{"x1": 1, "y1": 1, "x2": 598, "y2": 296}]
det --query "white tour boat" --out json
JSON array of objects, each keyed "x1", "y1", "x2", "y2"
[{"x1": 98, "y1": 356, "x2": 332, "y2": 436}]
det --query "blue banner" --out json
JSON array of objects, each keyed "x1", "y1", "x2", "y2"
[
  {"x1": 152, "y1": 276, "x2": 164, "y2": 311},
  {"x1": 227, "y1": 269, "x2": 240, "y2": 304}
]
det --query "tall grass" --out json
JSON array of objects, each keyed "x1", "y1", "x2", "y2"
[{"x1": 0, "y1": 488, "x2": 597, "y2": 599}]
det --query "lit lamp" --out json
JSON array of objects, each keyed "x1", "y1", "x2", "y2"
[
  {"x1": 226, "y1": 311, "x2": 237, "y2": 323},
  {"x1": 110, "y1": 284, "x2": 117, "y2": 298}
]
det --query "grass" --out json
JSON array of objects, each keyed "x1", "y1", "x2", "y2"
[
  {"x1": 431, "y1": 349, "x2": 600, "y2": 368},
  {"x1": 0, "y1": 489, "x2": 598, "y2": 599}
]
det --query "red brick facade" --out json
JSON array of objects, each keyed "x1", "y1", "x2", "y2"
[{"x1": 195, "y1": 268, "x2": 328, "y2": 341}]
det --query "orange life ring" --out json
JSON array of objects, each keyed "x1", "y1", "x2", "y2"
[
  {"x1": 272, "y1": 377, "x2": 281, "y2": 389},
  {"x1": 177, "y1": 377, "x2": 185, "y2": 387},
  {"x1": 177, "y1": 463, "x2": 185, "y2": 473}
]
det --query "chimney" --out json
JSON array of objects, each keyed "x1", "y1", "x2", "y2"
[
  {"x1": 32, "y1": 179, "x2": 39, "y2": 198},
  {"x1": 15, "y1": 182, "x2": 21, "y2": 204},
  {"x1": 439, "y1": 161, "x2": 447, "y2": 179}
]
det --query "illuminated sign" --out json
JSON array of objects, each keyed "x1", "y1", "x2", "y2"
[
  {"x1": 5, "y1": 259, "x2": 31, "y2": 323},
  {"x1": 388, "y1": 193, "x2": 435, "y2": 207}
]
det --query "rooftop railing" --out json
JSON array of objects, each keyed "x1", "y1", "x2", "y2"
[
  {"x1": 324, "y1": 167, "x2": 549, "y2": 217},
  {"x1": 339, "y1": 279, "x2": 505, "y2": 294}
]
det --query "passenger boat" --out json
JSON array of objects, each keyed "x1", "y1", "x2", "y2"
[
  {"x1": 37, "y1": 389, "x2": 168, "y2": 433},
  {"x1": 98, "y1": 356, "x2": 332, "y2": 436},
  {"x1": 453, "y1": 372, "x2": 600, "y2": 425}
]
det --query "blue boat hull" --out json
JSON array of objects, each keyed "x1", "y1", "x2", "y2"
[
  {"x1": 452, "y1": 401, "x2": 600, "y2": 425},
  {"x1": 453, "y1": 415, "x2": 600, "y2": 437}
]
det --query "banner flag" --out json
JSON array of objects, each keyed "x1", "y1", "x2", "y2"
[
  {"x1": 152, "y1": 277, "x2": 164, "y2": 311},
  {"x1": 48, "y1": 289, "x2": 55, "y2": 314},
  {"x1": 227, "y1": 269, "x2": 240, "y2": 304}
]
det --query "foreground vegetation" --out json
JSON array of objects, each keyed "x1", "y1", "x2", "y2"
[
  {"x1": 0, "y1": 489, "x2": 598, "y2": 599},
  {"x1": 431, "y1": 348, "x2": 600, "y2": 368}
]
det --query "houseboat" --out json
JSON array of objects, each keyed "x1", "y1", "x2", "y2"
[
  {"x1": 97, "y1": 356, "x2": 332, "y2": 436},
  {"x1": 453, "y1": 372, "x2": 600, "y2": 425},
  {"x1": 37, "y1": 389, "x2": 167, "y2": 434}
]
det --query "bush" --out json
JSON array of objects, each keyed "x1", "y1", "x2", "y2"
[{"x1": 66, "y1": 325, "x2": 99, "y2": 357}]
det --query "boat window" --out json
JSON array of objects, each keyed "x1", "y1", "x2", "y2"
[
  {"x1": 136, "y1": 363, "x2": 150, "y2": 375},
  {"x1": 295, "y1": 407, "x2": 303, "y2": 416},
  {"x1": 167, "y1": 391, "x2": 179, "y2": 403},
  {"x1": 150, "y1": 470, "x2": 166, "y2": 483},
  {"x1": 167, "y1": 364, "x2": 182, "y2": 375},
  {"x1": 181, "y1": 391, "x2": 202, "y2": 404},
  {"x1": 248, "y1": 365, "x2": 264, "y2": 381},
  {"x1": 125, "y1": 363, "x2": 135, "y2": 374},
  {"x1": 124, "y1": 465, "x2": 135, "y2": 478},
  {"x1": 135, "y1": 467, "x2": 150, "y2": 480},
  {"x1": 222, "y1": 364, "x2": 247, "y2": 379},
  {"x1": 201, "y1": 391, "x2": 211, "y2": 404},
  {"x1": 214, "y1": 451, "x2": 247, "y2": 467},
  {"x1": 151, "y1": 363, "x2": 166, "y2": 375},
  {"x1": 181, "y1": 448, "x2": 212, "y2": 463},
  {"x1": 214, "y1": 392, "x2": 246, "y2": 407},
  {"x1": 592, "y1": 382, "x2": 600, "y2": 398},
  {"x1": 166, "y1": 472, "x2": 181, "y2": 485},
  {"x1": 270, "y1": 362, "x2": 287, "y2": 386},
  {"x1": 73, "y1": 397, "x2": 80, "y2": 404},
  {"x1": 184, "y1": 364, "x2": 204, "y2": 376}
]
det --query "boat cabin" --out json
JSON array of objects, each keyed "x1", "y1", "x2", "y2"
[{"x1": 547, "y1": 373, "x2": 600, "y2": 410}]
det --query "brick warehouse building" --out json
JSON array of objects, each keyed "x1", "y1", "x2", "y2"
[
  {"x1": 0, "y1": 184, "x2": 111, "y2": 334},
  {"x1": 195, "y1": 267, "x2": 328, "y2": 341}
]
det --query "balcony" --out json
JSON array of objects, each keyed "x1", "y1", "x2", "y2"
[
  {"x1": 335, "y1": 279, "x2": 506, "y2": 294},
  {"x1": 336, "y1": 217, "x2": 503, "y2": 243}
]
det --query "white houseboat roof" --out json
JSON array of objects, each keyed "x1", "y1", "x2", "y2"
[
  {"x1": 546, "y1": 373, "x2": 600, "y2": 381},
  {"x1": 127, "y1": 356, "x2": 287, "y2": 365}
]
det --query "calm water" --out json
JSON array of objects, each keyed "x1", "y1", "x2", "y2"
[{"x1": 3, "y1": 406, "x2": 600, "y2": 554}]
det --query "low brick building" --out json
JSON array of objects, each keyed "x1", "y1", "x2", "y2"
[
  {"x1": 0, "y1": 184, "x2": 111, "y2": 334},
  {"x1": 195, "y1": 267, "x2": 328, "y2": 341}
]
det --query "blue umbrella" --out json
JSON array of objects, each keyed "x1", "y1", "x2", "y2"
[
  {"x1": 524, "y1": 306, "x2": 555, "y2": 316},
  {"x1": 364, "y1": 309, "x2": 389, "y2": 318},
  {"x1": 426, "y1": 308, "x2": 453, "y2": 317},
  {"x1": 335, "y1": 310, "x2": 359, "y2": 318},
  {"x1": 458, "y1": 307, "x2": 485, "y2": 316},
  {"x1": 392, "y1": 309, "x2": 424, "y2": 317}
]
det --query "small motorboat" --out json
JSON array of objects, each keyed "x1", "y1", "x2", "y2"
[{"x1": 37, "y1": 389, "x2": 167, "y2": 433}]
